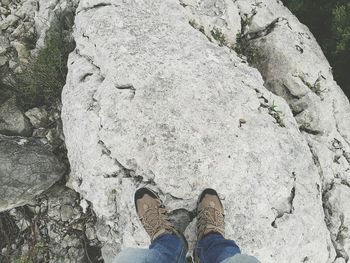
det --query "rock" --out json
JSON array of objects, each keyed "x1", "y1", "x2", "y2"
[
  {"x1": 180, "y1": 1, "x2": 350, "y2": 260},
  {"x1": 233, "y1": 1, "x2": 350, "y2": 260},
  {"x1": 32, "y1": 127, "x2": 48, "y2": 138},
  {"x1": 180, "y1": 0, "x2": 241, "y2": 46},
  {"x1": 0, "y1": 135, "x2": 66, "y2": 211},
  {"x1": 0, "y1": 55, "x2": 7, "y2": 67},
  {"x1": 0, "y1": 35, "x2": 10, "y2": 55},
  {"x1": 11, "y1": 41, "x2": 29, "y2": 63},
  {"x1": 0, "y1": 185, "x2": 103, "y2": 263},
  {"x1": 0, "y1": 97, "x2": 33, "y2": 136},
  {"x1": 323, "y1": 184, "x2": 350, "y2": 260},
  {"x1": 61, "y1": 0, "x2": 350, "y2": 262},
  {"x1": 0, "y1": 14, "x2": 19, "y2": 31},
  {"x1": 1, "y1": 0, "x2": 11, "y2": 7},
  {"x1": 25, "y1": 107, "x2": 49, "y2": 129}
]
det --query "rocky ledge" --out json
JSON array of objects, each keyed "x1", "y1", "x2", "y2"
[{"x1": 62, "y1": 0, "x2": 350, "y2": 262}]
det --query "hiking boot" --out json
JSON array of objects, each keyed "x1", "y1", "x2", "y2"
[
  {"x1": 196, "y1": 188, "x2": 225, "y2": 241},
  {"x1": 134, "y1": 187, "x2": 176, "y2": 241}
]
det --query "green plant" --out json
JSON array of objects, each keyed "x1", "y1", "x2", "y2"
[
  {"x1": 268, "y1": 101, "x2": 285, "y2": 127},
  {"x1": 10, "y1": 10, "x2": 75, "y2": 110},
  {"x1": 299, "y1": 120, "x2": 311, "y2": 131},
  {"x1": 235, "y1": 32, "x2": 249, "y2": 55},
  {"x1": 21, "y1": 27, "x2": 39, "y2": 51},
  {"x1": 332, "y1": 2, "x2": 350, "y2": 53},
  {"x1": 210, "y1": 28, "x2": 227, "y2": 46},
  {"x1": 189, "y1": 19, "x2": 198, "y2": 28},
  {"x1": 298, "y1": 74, "x2": 326, "y2": 96}
]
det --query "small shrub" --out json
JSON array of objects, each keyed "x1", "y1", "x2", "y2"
[
  {"x1": 298, "y1": 74, "x2": 326, "y2": 96},
  {"x1": 235, "y1": 32, "x2": 249, "y2": 54},
  {"x1": 11, "y1": 10, "x2": 75, "y2": 110},
  {"x1": 210, "y1": 28, "x2": 227, "y2": 46},
  {"x1": 268, "y1": 101, "x2": 285, "y2": 127}
]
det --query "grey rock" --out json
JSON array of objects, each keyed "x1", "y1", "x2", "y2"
[
  {"x1": 0, "y1": 135, "x2": 66, "y2": 211},
  {"x1": 181, "y1": 1, "x2": 350, "y2": 260},
  {"x1": 0, "y1": 35, "x2": 10, "y2": 55},
  {"x1": 0, "y1": 14, "x2": 19, "y2": 30},
  {"x1": 61, "y1": 0, "x2": 350, "y2": 262},
  {"x1": 0, "y1": 97, "x2": 33, "y2": 136},
  {"x1": 0, "y1": 55, "x2": 7, "y2": 67},
  {"x1": 25, "y1": 107, "x2": 49, "y2": 129},
  {"x1": 323, "y1": 184, "x2": 350, "y2": 261},
  {"x1": 1, "y1": 0, "x2": 11, "y2": 7},
  {"x1": 233, "y1": 0, "x2": 350, "y2": 260},
  {"x1": 0, "y1": 185, "x2": 103, "y2": 263},
  {"x1": 11, "y1": 41, "x2": 29, "y2": 63}
]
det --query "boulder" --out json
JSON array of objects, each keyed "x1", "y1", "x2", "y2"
[
  {"x1": 25, "y1": 107, "x2": 49, "y2": 129},
  {"x1": 0, "y1": 135, "x2": 66, "y2": 211},
  {"x1": 62, "y1": 0, "x2": 350, "y2": 262},
  {"x1": 0, "y1": 97, "x2": 33, "y2": 136}
]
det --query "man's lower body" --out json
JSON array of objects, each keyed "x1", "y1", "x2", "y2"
[
  {"x1": 113, "y1": 187, "x2": 260, "y2": 263},
  {"x1": 113, "y1": 232, "x2": 258, "y2": 263}
]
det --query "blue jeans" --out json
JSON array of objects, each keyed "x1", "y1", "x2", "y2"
[{"x1": 113, "y1": 233, "x2": 260, "y2": 263}]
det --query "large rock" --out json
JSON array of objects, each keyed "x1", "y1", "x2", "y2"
[
  {"x1": 0, "y1": 135, "x2": 66, "y2": 211},
  {"x1": 0, "y1": 97, "x2": 32, "y2": 136},
  {"x1": 61, "y1": 0, "x2": 350, "y2": 262},
  {"x1": 181, "y1": 0, "x2": 350, "y2": 260},
  {"x1": 234, "y1": 1, "x2": 350, "y2": 260}
]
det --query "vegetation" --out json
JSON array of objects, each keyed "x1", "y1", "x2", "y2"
[
  {"x1": 10, "y1": 10, "x2": 75, "y2": 110},
  {"x1": 268, "y1": 101, "x2": 285, "y2": 127},
  {"x1": 282, "y1": 0, "x2": 350, "y2": 98},
  {"x1": 210, "y1": 28, "x2": 228, "y2": 46}
]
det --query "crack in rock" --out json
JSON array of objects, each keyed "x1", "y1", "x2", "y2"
[
  {"x1": 77, "y1": 3, "x2": 114, "y2": 14},
  {"x1": 323, "y1": 184, "x2": 350, "y2": 262},
  {"x1": 245, "y1": 17, "x2": 288, "y2": 41},
  {"x1": 310, "y1": 142, "x2": 349, "y2": 261},
  {"x1": 116, "y1": 84, "x2": 136, "y2": 100},
  {"x1": 332, "y1": 101, "x2": 350, "y2": 147},
  {"x1": 331, "y1": 138, "x2": 350, "y2": 167},
  {"x1": 255, "y1": 89, "x2": 286, "y2": 128},
  {"x1": 299, "y1": 125, "x2": 321, "y2": 135},
  {"x1": 97, "y1": 140, "x2": 136, "y2": 179},
  {"x1": 271, "y1": 173, "x2": 296, "y2": 228}
]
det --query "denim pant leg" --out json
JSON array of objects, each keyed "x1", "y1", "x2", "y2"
[
  {"x1": 195, "y1": 234, "x2": 241, "y2": 263},
  {"x1": 113, "y1": 234, "x2": 187, "y2": 263}
]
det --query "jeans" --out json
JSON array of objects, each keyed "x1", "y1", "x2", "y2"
[{"x1": 113, "y1": 233, "x2": 260, "y2": 263}]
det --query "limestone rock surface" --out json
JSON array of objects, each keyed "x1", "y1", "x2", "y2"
[
  {"x1": 62, "y1": 0, "x2": 350, "y2": 262},
  {"x1": 0, "y1": 135, "x2": 66, "y2": 211}
]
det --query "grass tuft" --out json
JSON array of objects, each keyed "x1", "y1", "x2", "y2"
[{"x1": 10, "y1": 10, "x2": 75, "y2": 110}]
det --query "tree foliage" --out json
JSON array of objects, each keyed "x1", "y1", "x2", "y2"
[{"x1": 282, "y1": 0, "x2": 350, "y2": 98}]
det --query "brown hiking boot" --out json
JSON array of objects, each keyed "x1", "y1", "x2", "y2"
[
  {"x1": 196, "y1": 188, "x2": 225, "y2": 241},
  {"x1": 135, "y1": 187, "x2": 176, "y2": 241}
]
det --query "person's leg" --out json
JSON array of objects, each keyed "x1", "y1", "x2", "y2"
[
  {"x1": 149, "y1": 233, "x2": 187, "y2": 262},
  {"x1": 112, "y1": 247, "x2": 157, "y2": 263},
  {"x1": 195, "y1": 233, "x2": 240, "y2": 263},
  {"x1": 194, "y1": 189, "x2": 260, "y2": 263},
  {"x1": 116, "y1": 187, "x2": 188, "y2": 263},
  {"x1": 113, "y1": 233, "x2": 187, "y2": 263}
]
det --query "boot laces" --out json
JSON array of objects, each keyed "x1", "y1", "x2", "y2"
[
  {"x1": 197, "y1": 206, "x2": 225, "y2": 236},
  {"x1": 140, "y1": 204, "x2": 174, "y2": 240}
]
